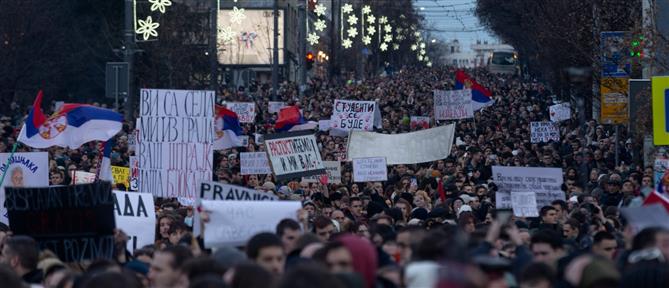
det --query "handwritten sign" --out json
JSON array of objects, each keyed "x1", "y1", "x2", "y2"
[
  {"x1": 353, "y1": 157, "x2": 388, "y2": 182},
  {"x1": 226, "y1": 102, "x2": 256, "y2": 123},
  {"x1": 202, "y1": 200, "x2": 301, "y2": 247},
  {"x1": 113, "y1": 191, "x2": 156, "y2": 252},
  {"x1": 6, "y1": 182, "x2": 116, "y2": 262},
  {"x1": 434, "y1": 89, "x2": 473, "y2": 120},
  {"x1": 530, "y1": 122, "x2": 560, "y2": 143},
  {"x1": 111, "y1": 166, "x2": 130, "y2": 189},
  {"x1": 264, "y1": 131, "x2": 325, "y2": 180},
  {"x1": 138, "y1": 89, "x2": 214, "y2": 198},
  {"x1": 302, "y1": 161, "x2": 342, "y2": 184},
  {"x1": 240, "y1": 152, "x2": 272, "y2": 175},
  {"x1": 492, "y1": 166, "x2": 564, "y2": 210},
  {"x1": 511, "y1": 192, "x2": 539, "y2": 217},
  {"x1": 0, "y1": 152, "x2": 49, "y2": 224},
  {"x1": 410, "y1": 116, "x2": 430, "y2": 129},
  {"x1": 549, "y1": 103, "x2": 571, "y2": 122},
  {"x1": 330, "y1": 100, "x2": 376, "y2": 131},
  {"x1": 199, "y1": 181, "x2": 278, "y2": 201},
  {"x1": 268, "y1": 101, "x2": 286, "y2": 114},
  {"x1": 72, "y1": 171, "x2": 96, "y2": 184}
]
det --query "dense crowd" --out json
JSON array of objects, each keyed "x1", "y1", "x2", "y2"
[{"x1": 0, "y1": 66, "x2": 667, "y2": 288}]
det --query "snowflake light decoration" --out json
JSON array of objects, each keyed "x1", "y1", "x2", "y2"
[
  {"x1": 384, "y1": 34, "x2": 392, "y2": 43},
  {"x1": 367, "y1": 26, "x2": 376, "y2": 35},
  {"x1": 420, "y1": 43, "x2": 426, "y2": 49},
  {"x1": 314, "y1": 19, "x2": 327, "y2": 32},
  {"x1": 424, "y1": 56, "x2": 430, "y2": 62},
  {"x1": 342, "y1": 3, "x2": 353, "y2": 14},
  {"x1": 384, "y1": 24, "x2": 392, "y2": 33},
  {"x1": 367, "y1": 15, "x2": 376, "y2": 24},
  {"x1": 342, "y1": 38, "x2": 353, "y2": 49},
  {"x1": 420, "y1": 49, "x2": 426, "y2": 55},
  {"x1": 393, "y1": 43, "x2": 400, "y2": 50},
  {"x1": 347, "y1": 27, "x2": 358, "y2": 38},
  {"x1": 379, "y1": 16, "x2": 388, "y2": 24},
  {"x1": 149, "y1": 0, "x2": 172, "y2": 14},
  {"x1": 362, "y1": 36, "x2": 372, "y2": 45},
  {"x1": 380, "y1": 42, "x2": 388, "y2": 51},
  {"x1": 362, "y1": 5, "x2": 372, "y2": 14},
  {"x1": 347, "y1": 14, "x2": 358, "y2": 26},
  {"x1": 414, "y1": 31, "x2": 421, "y2": 37},
  {"x1": 229, "y1": 7, "x2": 246, "y2": 25},
  {"x1": 219, "y1": 26, "x2": 236, "y2": 43},
  {"x1": 314, "y1": 3, "x2": 327, "y2": 17},
  {"x1": 411, "y1": 44, "x2": 417, "y2": 51},
  {"x1": 307, "y1": 33, "x2": 320, "y2": 45},
  {"x1": 418, "y1": 55, "x2": 424, "y2": 61},
  {"x1": 136, "y1": 16, "x2": 160, "y2": 40}
]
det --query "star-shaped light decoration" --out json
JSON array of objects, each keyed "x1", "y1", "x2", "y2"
[
  {"x1": 342, "y1": 3, "x2": 353, "y2": 14},
  {"x1": 420, "y1": 49, "x2": 426, "y2": 55},
  {"x1": 384, "y1": 34, "x2": 392, "y2": 43},
  {"x1": 314, "y1": 3, "x2": 327, "y2": 17},
  {"x1": 347, "y1": 27, "x2": 358, "y2": 38},
  {"x1": 367, "y1": 26, "x2": 376, "y2": 35},
  {"x1": 218, "y1": 26, "x2": 237, "y2": 43},
  {"x1": 314, "y1": 19, "x2": 327, "y2": 32},
  {"x1": 380, "y1": 42, "x2": 388, "y2": 51},
  {"x1": 149, "y1": 0, "x2": 172, "y2": 14},
  {"x1": 384, "y1": 24, "x2": 392, "y2": 33},
  {"x1": 367, "y1": 15, "x2": 376, "y2": 24},
  {"x1": 414, "y1": 31, "x2": 421, "y2": 37},
  {"x1": 136, "y1": 16, "x2": 160, "y2": 40},
  {"x1": 418, "y1": 55, "x2": 424, "y2": 61},
  {"x1": 362, "y1": 36, "x2": 372, "y2": 45},
  {"x1": 229, "y1": 7, "x2": 246, "y2": 25},
  {"x1": 411, "y1": 44, "x2": 417, "y2": 51},
  {"x1": 362, "y1": 5, "x2": 372, "y2": 14},
  {"x1": 379, "y1": 16, "x2": 388, "y2": 24},
  {"x1": 424, "y1": 56, "x2": 430, "y2": 62},
  {"x1": 420, "y1": 42, "x2": 426, "y2": 49},
  {"x1": 342, "y1": 38, "x2": 353, "y2": 49},
  {"x1": 347, "y1": 14, "x2": 358, "y2": 26},
  {"x1": 426, "y1": 61, "x2": 433, "y2": 67},
  {"x1": 393, "y1": 43, "x2": 400, "y2": 50},
  {"x1": 307, "y1": 33, "x2": 320, "y2": 45}
]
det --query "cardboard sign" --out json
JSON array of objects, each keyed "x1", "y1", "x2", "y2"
[
  {"x1": 240, "y1": 152, "x2": 272, "y2": 175},
  {"x1": 492, "y1": 166, "x2": 564, "y2": 210},
  {"x1": 138, "y1": 89, "x2": 214, "y2": 198},
  {"x1": 226, "y1": 102, "x2": 256, "y2": 123},
  {"x1": 199, "y1": 181, "x2": 278, "y2": 201},
  {"x1": 549, "y1": 103, "x2": 571, "y2": 122},
  {"x1": 302, "y1": 161, "x2": 342, "y2": 184},
  {"x1": 113, "y1": 191, "x2": 156, "y2": 252},
  {"x1": 330, "y1": 100, "x2": 377, "y2": 131},
  {"x1": 347, "y1": 124, "x2": 455, "y2": 165},
  {"x1": 433, "y1": 89, "x2": 474, "y2": 120},
  {"x1": 0, "y1": 152, "x2": 49, "y2": 224},
  {"x1": 129, "y1": 156, "x2": 139, "y2": 191},
  {"x1": 410, "y1": 116, "x2": 430, "y2": 129},
  {"x1": 72, "y1": 171, "x2": 96, "y2": 184},
  {"x1": 511, "y1": 192, "x2": 539, "y2": 217},
  {"x1": 264, "y1": 131, "x2": 325, "y2": 180},
  {"x1": 353, "y1": 157, "x2": 388, "y2": 182},
  {"x1": 6, "y1": 182, "x2": 116, "y2": 262},
  {"x1": 202, "y1": 200, "x2": 301, "y2": 247},
  {"x1": 530, "y1": 122, "x2": 560, "y2": 143},
  {"x1": 268, "y1": 101, "x2": 286, "y2": 114},
  {"x1": 111, "y1": 166, "x2": 130, "y2": 189}
]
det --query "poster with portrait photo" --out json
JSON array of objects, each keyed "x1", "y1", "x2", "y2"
[{"x1": 0, "y1": 152, "x2": 49, "y2": 224}]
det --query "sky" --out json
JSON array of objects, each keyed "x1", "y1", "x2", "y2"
[{"x1": 414, "y1": 0, "x2": 498, "y2": 52}]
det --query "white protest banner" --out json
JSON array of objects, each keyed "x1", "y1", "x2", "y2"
[
  {"x1": 549, "y1": 103, "x2": 571, "y2": 122},
  {"x1": 202, "y1": 200, "x2": 301, "y2": 247},
  {"x1": 434, "y1": 89, "x2": 474, "y2": 120},
  {"x1": 113, "y1": 191, "x2": 156, "y2": 252},
  {"x1": 318, "y1": 120, "x2": 330, "y2": 131},
  {"x1": 264, "y1": 131, "x2": 325, "y2": 180},
  {"x1": 330, "y1": 100, "x2": 376, "y2": 131},
  {"x1": 0, "y1": 152, "x2": 48, "y2": 224},
  {"x1": 492, "y1": 166, "x2": 564, "y2": 209},
  {"x1": 353, "y1": 157, "x2": 388, "y2": 182},
  {"x1": 72, "y1": 171, "x2": 96, "y2": 184},
  {"x1": 240, "y1": 152, "x2": 272, "y2": 175},
  {"x1": 268, "y1": 101, "x2": 286, "y2": 114},
  {"x1": 511, "y1": 192, "x2": 539, "y2": 217},
  {"x1": 410, "y1": 116, "x2": 430, "y2": 130},
  {"x1": 530, "y1": 122, "x2": 560, "y2": 143},
  {"x1": 129, "y1": 156, "x2": 139, "y2": 191},
  {"x1": 226, "y1": 102, "x2": 256, "y2": 123},
  {"x1": 199, "y1": 181, "x2": 278, "y2": 201},
  {"x1": 302, "y1": 161, "x2": 342, "y2": 184},
  {"x1": 347, "y1": 124, "x2": 455, "y2": 165},
  {"x1": 138, "y1": 89, "x2": 214, "y2": 198},
  {"x1": 621, "y1": 204, "x2": 669, "y2": 233}
]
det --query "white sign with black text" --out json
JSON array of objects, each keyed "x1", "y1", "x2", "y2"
[{"x1": 353, "y1": 157, "x2": 388, "y2": 182}]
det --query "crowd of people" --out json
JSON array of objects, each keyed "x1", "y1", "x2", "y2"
[{"x1": 0, "y1": 66, "x2": 667, "y2": 288}]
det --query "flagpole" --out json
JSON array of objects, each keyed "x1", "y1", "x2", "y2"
[{"x1": 0, "y1": 142, "x2": 20, "y2": 187}]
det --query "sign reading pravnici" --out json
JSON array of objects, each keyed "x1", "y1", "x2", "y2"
[
  {"x1": 264, "y1": 130, "x2": 325, "y2": 180},
  {"x1": 6, "y1": 182, "x2": 116, "y2": 262}
]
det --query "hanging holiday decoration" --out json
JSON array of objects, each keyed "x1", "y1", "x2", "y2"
[
  {"x1": 136, "y1": 16, "x2": 160, "y2": 40},
  {"x1": 229, "y1": 6, "x2": 247, "y2": 25},
  {"x1": 134, "y1": 0, "x2": 173, "y2": 40},
  {"x1": 314, "y1": 19, "x2": 326, "y2": 32},
  {"x1": 219, "y1": 26, "x2": 236, "y2": 44},
  {"x1": 340, "y1": 3, "x2": 355, "y2": 49},
  {"x1": 148, "y1": 0, "x2": 172, "y2": 14},
  {"x1": 307, "y1": 33, "x2": 320, "y2": 45},
  {"x1": 306, "y1": 1, "x2": 327, "y2": 47},
  {"x1": 314, "y1": 3, "x2": 327, "y2": 17}
]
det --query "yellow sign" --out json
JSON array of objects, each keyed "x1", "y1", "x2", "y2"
[
  {"x1": 111, "y1": 166, "x2": 130, "y2": 189},
  {"x1": 600, "y1": 77, "x2": 629, "y2": 124},
  {"x1": 652, "y1": 76, "x2": 669, "y2": 145}
]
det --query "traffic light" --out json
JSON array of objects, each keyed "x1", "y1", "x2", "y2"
[
  {"x1": 629, "y1": 34, "x2": 644, "y2": 59},
  {"x1": 306, "y1": 51, "x2": 315, "y2": 70}
]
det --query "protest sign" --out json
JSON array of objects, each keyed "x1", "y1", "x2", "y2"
[
  {"x1": 654, "y1": 158, "x2": 669, "y2": 186},
  {"x1": 6, "y1": 182, "x2": 116, "y2": 262},
  {"x1": 226, "y1": 102, "x2": 256, "y2": 123},
  {"x1": 549, "y1": 103, "x2": 571, "y2": 122},
  {"x1": 128, "y1": 129, "x2": 138, "y2": 152},
  {"x1": 113, "y1": 191, "x2": 156, "y2": 252},
  {"x1": 202, "y1": 200, "x2": 301, "y2": 247},
  {"x1": 353, "y1": 157, "x2": 388, "y2": 182},
  {"x1": 239, "y1": 135, "x2": 249, "y2": 147},
  {"x1": 511, "y1": 192, "x2": 539, "y2": 217},
  {"x1": 302, "y1": 161, "x2": 342, "y2": 184},
  {"x1": 330, "y1": 100, "x2": 377, "y2": 131},
  {"x1": 410, "y1": 116, "x2": 430, "y2": 129},
  {"x1": 240, "y1": 152, "x2": 272, "y2": 175},
  {"x1": 199, "y1": 181, "x2": 278, "y2": 201},
  {"x1": 347, "y1": 124, "x2": 455, "y2": 165},
  {"x1": 433, "y1": 89, "x2": 474, "y2": 120},
  {"x1": 111, "y1": 166, "x2": 130, "y2": 189},
  {"x1": 138, "y1": 89, "x2": 214, "y2": 198},
  {"x1": 129, "y1": 156, "x2": 139, "y2": 191},
  {"x1": 72, "y1": 171, "x2": 96, "y2": 184},
  {"x1": 492, "y1": 166, "x2": 564, "y2": 210},
  {"x1": 264, "y1": 131, "x2": 325, "y2": 180},
  {"x1": 621, "y1": 204, "x2": 669, "y2": 233},
  {"x1": 318, "y1": 120, "x2": 330, "y2": 131},
  {"x1": 0, "y1": 152, "x2": 49, "y2": 224},
  {"x1": 268, "y1": 101, "x2": 286, "y2": 113},
  {"x1": 254, "y1": 133, "x2": 264, "y2": 144},
  {"x1": 530, "y1": 122, "x2": 560, "y2": 143}
]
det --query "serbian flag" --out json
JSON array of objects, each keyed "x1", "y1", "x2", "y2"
[
  {"x1": 18, "y1": 91, "x2": 123, "y2": 149},
  {"x1": 455, "y1": 70, "x2": 494, "y2": 111},
  {"x1": 275, "y1": 106, "x2": 309, "y2": 132},
  {"x1": 643, "y1": 190, "x2": 669, "y2": 214},
  {"x1": 213, "y1": 105, "x2": 243, "y2": 150}
]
